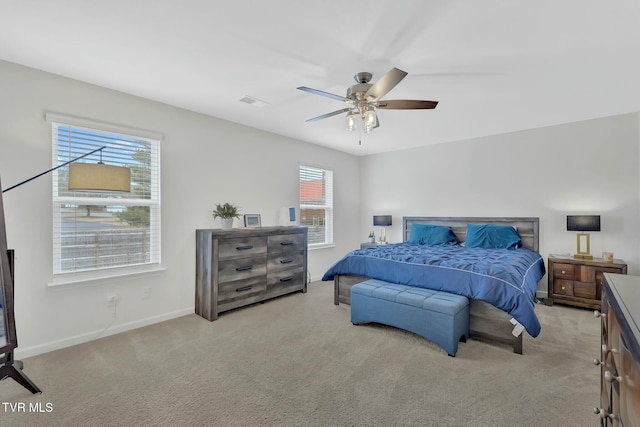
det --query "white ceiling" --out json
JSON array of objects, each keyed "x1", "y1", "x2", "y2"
[{"x1": 1, "y1": 0, "x2": 639, "y2": 156}]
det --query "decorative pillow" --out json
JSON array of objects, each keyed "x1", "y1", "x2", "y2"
[
  {"x1": 409, "y1": 224, "x2": 459, "y2": 245},
  {"x1": 464, "y1": 224, "x2": 521, "y2": 249}
]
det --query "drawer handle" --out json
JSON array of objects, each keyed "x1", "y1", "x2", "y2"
[
  {"x1": 236, "y1": 285, "x2": 253, "y2": 292},
  {"x1": 601, "y1": 344, "x2": 618, "y2": 356},
  {"x1": 236, "y1": 265, "x2": 253, "y2": 272},
  {"x1": 280, "y1": 259, "x2": 293, "y2": 264},
  {"x1": 280, "y1": 241, "x2": 294, "y2": 246},
  {"x1": 593, "y1": 310, "x2": 607, "y2": 328},
  {"x1": 236, "y1": 245, "x2": 254, "y2": 251},
  {"x1": 604, "y1": 370, "x2": 621, "y2": 384},
  {"x1": 594, "y1": 408, "x2": 615, "y2": 421},
  {"x1": 279, "y1": 276, "x2": 293, "y2": 282},
  {"x1": 561, "y1": 270, "x2": 566, "y2": 274}
]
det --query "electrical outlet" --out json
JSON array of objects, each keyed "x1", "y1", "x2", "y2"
[
  {"x1": 142, "y1": 287, "x2": 150, "y2": 299},
  {"x1": 107, "y1": 293, "x2": 118, "y2": 303}
]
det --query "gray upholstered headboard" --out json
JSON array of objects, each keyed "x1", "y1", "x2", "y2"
[{"x1": 403, "y1": 216, "x2": 539, "y2": 252}]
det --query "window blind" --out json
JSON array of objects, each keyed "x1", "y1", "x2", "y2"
[
  {"x1": 51, "y1": 120, "x2": 161, "y2": 274},
  {"x1": 299, "y1": 165, "x2": 333, "y2": 246}
]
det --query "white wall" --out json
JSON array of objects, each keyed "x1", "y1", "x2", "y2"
[
  {"x1": 0, "y1": 60, "x2": 361, "y2": 358},
  {"x1": 360, "y1": 113, "x2": 640, "y2": 295}
]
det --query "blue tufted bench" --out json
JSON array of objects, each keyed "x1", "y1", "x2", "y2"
[{"x1": 350, "y1": 279, "x2": 470, "y2": 357}]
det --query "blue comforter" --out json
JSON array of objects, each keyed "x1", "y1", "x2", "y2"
[{"x1": 322, "y1": 243, "x2": 545, "y2": 337}]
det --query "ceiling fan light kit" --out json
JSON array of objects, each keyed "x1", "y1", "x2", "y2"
[
  {"x1": 298, "y1": 67, "x2": 438, "y2": 138},
  {"x1": 346, "y1": 111, "x2": 356, "y2": 131}
]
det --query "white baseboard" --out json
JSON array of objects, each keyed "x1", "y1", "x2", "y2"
[{"x1": 14, "y1": 307, "x2": 194, "y2": 359}]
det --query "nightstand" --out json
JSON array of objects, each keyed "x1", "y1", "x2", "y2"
[
  {"x1": 360, "y1": 242, "x2": 389, "y2": 249},
  {"x1": 546, "y1": 256, "x2": 627, "y2": 309},
  {"x1": 360, "y1": 242, "x2": 387, "y2": 249}
]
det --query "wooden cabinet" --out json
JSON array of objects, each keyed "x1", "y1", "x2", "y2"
[
  {"x1": 596, "y1": 273, "x2": 640, "y2": 426},
  {"x1": 547, "y1": 257, "x2": 627, "y2": 309},
  {"x1": 195, "y1": 226, "x2": 307, "y2": 321}
]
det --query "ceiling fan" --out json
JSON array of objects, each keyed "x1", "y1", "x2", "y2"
[{"x1": 297, "y1": 67, "x2": 438, "y2": 134}]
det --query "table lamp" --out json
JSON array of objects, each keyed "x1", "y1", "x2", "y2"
[
  {"x1": 567, "y1": 215, "x2": 600, "y2": 260},
  {"x1": 373, "y1": 215, "x2": 392, "y2": 244}
]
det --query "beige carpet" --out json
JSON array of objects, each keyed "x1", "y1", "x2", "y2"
[{"x1": 1, "y1": 281, "x2": 600, "y2": 427}]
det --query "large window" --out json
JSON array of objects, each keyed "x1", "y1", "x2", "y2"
[
  {"x1": 49, "y1": 114, "x2": 161, "y2": 275},
  {"x1": 299, "y1": 165, "x2": 333, "y2": 246}
]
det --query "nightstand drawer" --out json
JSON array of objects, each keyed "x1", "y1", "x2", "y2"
[
  {"x1": 553, "y1": 263, "x2": 575, "y2": 279},
  {"x1": 573, "y1": 281, "x2": 596, "y2": 299},
  {"x1": 554, "y1": 279, "x2": 573, "y2": 296}
]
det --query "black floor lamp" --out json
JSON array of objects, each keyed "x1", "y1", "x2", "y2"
[{"x1": 0, "y1": 147, "x2": 130, "y2": 394}]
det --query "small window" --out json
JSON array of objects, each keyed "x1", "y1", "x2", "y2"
[
  {"x1": 299, "y1": 165, "x2": 333, "y2": 246},
  {"x1": 49, "y1": 115, "x2": 161, "y2": 275}
]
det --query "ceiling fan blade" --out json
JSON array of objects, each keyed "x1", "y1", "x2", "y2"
[
  {"x1": 306, "y1": 108, "x2": 353, "y2": 122},
  {"x1": 297, "y1": 86, "x2": 348, "y2": 102},
  {"x1": 376, "y1": 99, "x2": 438, "y2": 110},
  {"x1": 364, "y1": 67, "x2": 408, "y2": 101}
]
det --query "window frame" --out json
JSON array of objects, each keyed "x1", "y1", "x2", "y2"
[
  {"x1": 299, "y1": 164, "x2": 333, "y2": 248},
  {"x1": 46, "y1": 112, "x2": 162, "y2": 283}
]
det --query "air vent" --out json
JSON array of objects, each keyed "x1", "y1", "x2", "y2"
[{"x1": 239, "y1": 96, "x2": 270, "y2": 108}]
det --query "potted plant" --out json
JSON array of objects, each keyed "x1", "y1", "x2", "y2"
[{"x1": 212, "y1": 202, "x2": 240, "y2": 230}]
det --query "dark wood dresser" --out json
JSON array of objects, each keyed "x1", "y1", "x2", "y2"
[
  {"x1": 595, "y1": 273, "x2": 640, "y2": 425},
  {"x1": 547, "y1": 257, "x2": 627, "y2": 309},
  {"x1": 195, "y1": 226, "x2": 307, "y2": 321}
]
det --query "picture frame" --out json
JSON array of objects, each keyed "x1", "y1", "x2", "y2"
[{"x1": 244, "y1": 214, "x2": 261, "y2": 228}]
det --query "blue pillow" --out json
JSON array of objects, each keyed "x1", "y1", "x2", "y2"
[
  {"x1": 409, "y1": 224, "x2": 459, "y2": 245},
  {"x1": 464, "y1": 224, "x2": 521, "y2": 249}
]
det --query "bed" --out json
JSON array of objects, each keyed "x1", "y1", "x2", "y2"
[{"x1": 322, "y1": 216, "x2": 545, "y2": 354}]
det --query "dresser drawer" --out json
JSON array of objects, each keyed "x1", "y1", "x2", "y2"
[
  {"x1": 267, "y1": 267, "x2": 305, "y2": 292},
  {"x1": 218, "y1": 236, "x2": 267, "y2": 260},
  {"x1": 620, "y1": 334, "x2": 640, "y2": 426},
  {"x1": 267, "y1": 253, "x2": 305, "y2": 272},
  {"x1": 217, "y1": 276, "x2": 267, "y2": 304},
  {"x1": 553, "y1": 263, "x2": 575, "y2": 279},
  {"x1": 268, "y1": 233, "x2": 306, "y2": 254},
  {"x1": 609, "y1": 306, "x2": 623, "y2": 372},
  {"x1": 218, "y1": 255, "x2": 267, "y2": 282}
]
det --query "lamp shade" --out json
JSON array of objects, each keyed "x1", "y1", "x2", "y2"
[
  {"x1": 68, "y1": 163, "x2": 131, "y2": 192},
  {"x1": 373, "y1": 215, "x2": 392, "y2": 227},
  {"x1": 567, "y1": 215, "x2": 600, "y2": 232}
]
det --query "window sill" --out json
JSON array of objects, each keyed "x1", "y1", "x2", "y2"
[{"x1": 49, "y1": 264, "x2": 166, "y2": 287}]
